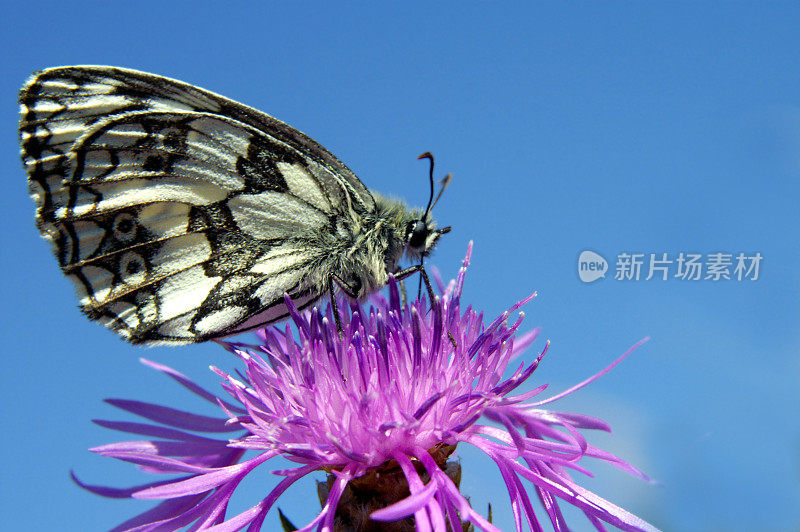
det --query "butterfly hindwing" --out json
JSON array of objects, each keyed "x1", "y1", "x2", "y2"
[{"x1": 20, "y1": 66, "x2": 369, "y2": 344}]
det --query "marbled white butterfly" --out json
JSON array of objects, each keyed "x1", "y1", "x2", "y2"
[{"x1": 19, "y1": 66, "x2": 450, "y2": 345}]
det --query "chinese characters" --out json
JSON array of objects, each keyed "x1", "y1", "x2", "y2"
[{"x1": 613, "y1": 252, "x2": 762, "y2": 281}]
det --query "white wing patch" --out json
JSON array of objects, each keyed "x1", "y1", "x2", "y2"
[
  {"x1": 229, "y1": 191, "x2": 328, "y2": 240},
  {"x1": 250, "y1": 245, "x2": 310, "y2": 277},
  {"x1": 277, "y1": 162, "x2": 333, "y2": 212},
  {"x1": 156, "y1": 265, "x2": 222, "y2": 322}
]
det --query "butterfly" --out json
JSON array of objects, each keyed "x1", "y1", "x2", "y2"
[{"x1": 19, "y1": 66, "x2": 450, "y2": 345}]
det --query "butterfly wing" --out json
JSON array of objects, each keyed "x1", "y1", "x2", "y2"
[{"x1": 19, "y1": 66, "x2": 372, "y2": 345}]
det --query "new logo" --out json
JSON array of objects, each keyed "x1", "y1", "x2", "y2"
[{"x1": 578, "y1": 251, "x2": 608, "y2": 283}]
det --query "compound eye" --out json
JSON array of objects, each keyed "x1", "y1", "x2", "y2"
[{"x1": 408, "y1": 220, "x2": 428, "y2": 249}]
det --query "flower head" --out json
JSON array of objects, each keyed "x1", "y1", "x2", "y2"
[{"x1": 76, "y1": 244, "x2": 658, "y2": 531}]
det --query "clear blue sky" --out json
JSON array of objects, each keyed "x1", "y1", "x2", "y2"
[{"x1": 1, "y1": 3, "x2": 798, "y2": 531}]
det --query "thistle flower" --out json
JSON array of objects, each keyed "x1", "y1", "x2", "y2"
[{"x1": 75, "y1": 244, "x2": 658, "y2": 531}]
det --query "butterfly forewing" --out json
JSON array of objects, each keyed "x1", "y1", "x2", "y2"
[{"x1": 19, "y1": 66, "x2": 373, "y2": 345}]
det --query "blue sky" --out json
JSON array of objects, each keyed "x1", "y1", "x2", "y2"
[{"x1": 1, "y1": 3, "x2": 798, "y2": 531}]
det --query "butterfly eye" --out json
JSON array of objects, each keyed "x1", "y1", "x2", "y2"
[{"x1": 408, "y1": 220, "x2": 429, "y2": 250}]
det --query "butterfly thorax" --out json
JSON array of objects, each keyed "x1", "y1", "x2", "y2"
[{"x1": 298, "y1": 193, "x2": 426, "y2": 301}]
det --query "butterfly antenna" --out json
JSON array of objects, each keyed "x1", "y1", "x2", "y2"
[
  {"x1": 430, "y1": 173, "x2": 452, "y2": 212},
  {"x1": 418, "y1": 152, "x2": 436, "y2": 219}
]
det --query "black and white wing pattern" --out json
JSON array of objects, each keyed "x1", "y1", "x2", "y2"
[{"x1": 19, "y1": 65, "x2": 375, "y2": 345}]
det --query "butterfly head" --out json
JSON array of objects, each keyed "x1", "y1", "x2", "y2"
[
  {"x1": 405, "y1": 217, "x2": 451, "y2": 259},
  {"x1": 405, "y1": 153, "x2": 452, "y2": 259}
]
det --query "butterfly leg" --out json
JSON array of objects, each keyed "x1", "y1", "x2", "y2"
[
  {"x1": 394, "y1": 264, "x2": 436, "y2": 308},
  {"x1": 448, "y1": 331, "x2": 458, "y2": 350},
  {"x1": 328, "y1": 275, "x2": 359, "y2": 336},
  {"x1": 398, "y1": 279, "x2": 408, "y2": 308}
]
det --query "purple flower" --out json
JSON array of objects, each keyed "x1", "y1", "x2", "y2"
[{"x1": 75, "y1": 244, "x2": 659, "y2": 531}]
